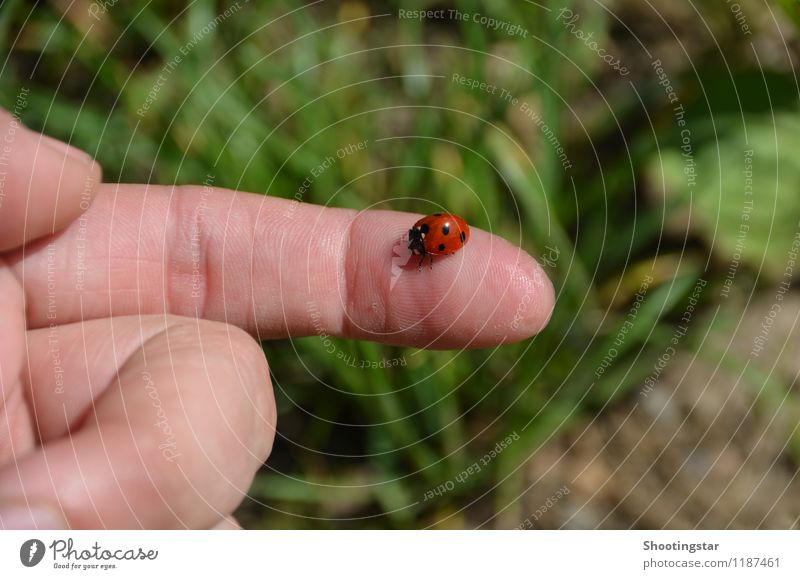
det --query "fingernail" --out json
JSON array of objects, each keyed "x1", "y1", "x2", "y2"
[
  {"x1": 0, "y1": 503, "x2": 68, "y2": 529},
  {"x1": 38, "y1": 133, "x2": 96, "y2": 166}
]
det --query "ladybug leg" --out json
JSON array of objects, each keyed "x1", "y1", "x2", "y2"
[
  {"x1": 417, "y1": 254, "x2": 426, "y2": 271},
  {"x1": 428, "y1": 255, "x2": 434, "y2": 270}
]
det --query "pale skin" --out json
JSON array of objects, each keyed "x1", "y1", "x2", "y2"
[{"x1": 0, "y1": 108, "x2": 555, "y2": 529}]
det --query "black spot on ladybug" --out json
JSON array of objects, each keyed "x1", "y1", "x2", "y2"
[
  {"x1": 433, "y1": 212, "x2": 442, "y2": 216},
  {"x1": 420, "y1": 223, "x2": 429, "y2": 234},
  {"x1": 442, "y1": 224, "x2": 450, "y2": 235},
  {"x1": 438, "y1": 243, "x2": 446, "y2": 251},
  {"x1": 460, "y1": 231, "x2": 466, "y2": 243}
]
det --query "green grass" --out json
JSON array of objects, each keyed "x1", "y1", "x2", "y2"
[{"x1": 3, "y1": 0, "x2": 798, "y2": 529}]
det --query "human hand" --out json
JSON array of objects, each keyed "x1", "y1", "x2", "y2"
[{"x1": 0, "y1": 109, "x2": 554, "y2": 529}]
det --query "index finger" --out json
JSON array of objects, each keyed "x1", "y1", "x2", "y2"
[{"x1": 14, "y1": 184, "x2": 554, "y2": 349}]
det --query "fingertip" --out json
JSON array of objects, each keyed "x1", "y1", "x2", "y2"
[
  {"x1": 0, "y1": 110, "x2": 102, "y2": 250},
  {"x1": 39, "y1": 133, "x2": 96, "y2": 168},
  {"x1": 476, "y1": 237, "x2": 555, "y2": 346},
  {"x1": 35, "y1": 131, "x2": 103, "y2": 218},
  {"x1": 344, "y1": 212, "x2": 555, "y2": 349}
]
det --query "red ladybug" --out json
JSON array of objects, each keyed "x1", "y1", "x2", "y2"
[{"x1": 408, "y1": 212, "x2": 470, "y2": 269}]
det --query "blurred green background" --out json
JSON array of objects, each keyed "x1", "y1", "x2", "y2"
[{"x1": 3, "y1": 0, "x2": 800, "y2": 528}]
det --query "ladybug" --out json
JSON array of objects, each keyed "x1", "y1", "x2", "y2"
[{"x1": 408, "y1": 212, "x2": 470, "y2": 269}]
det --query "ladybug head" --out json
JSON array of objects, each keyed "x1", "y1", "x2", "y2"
[{"x1": 407, "y1": 227, "x2": 426, "y2": 255}]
